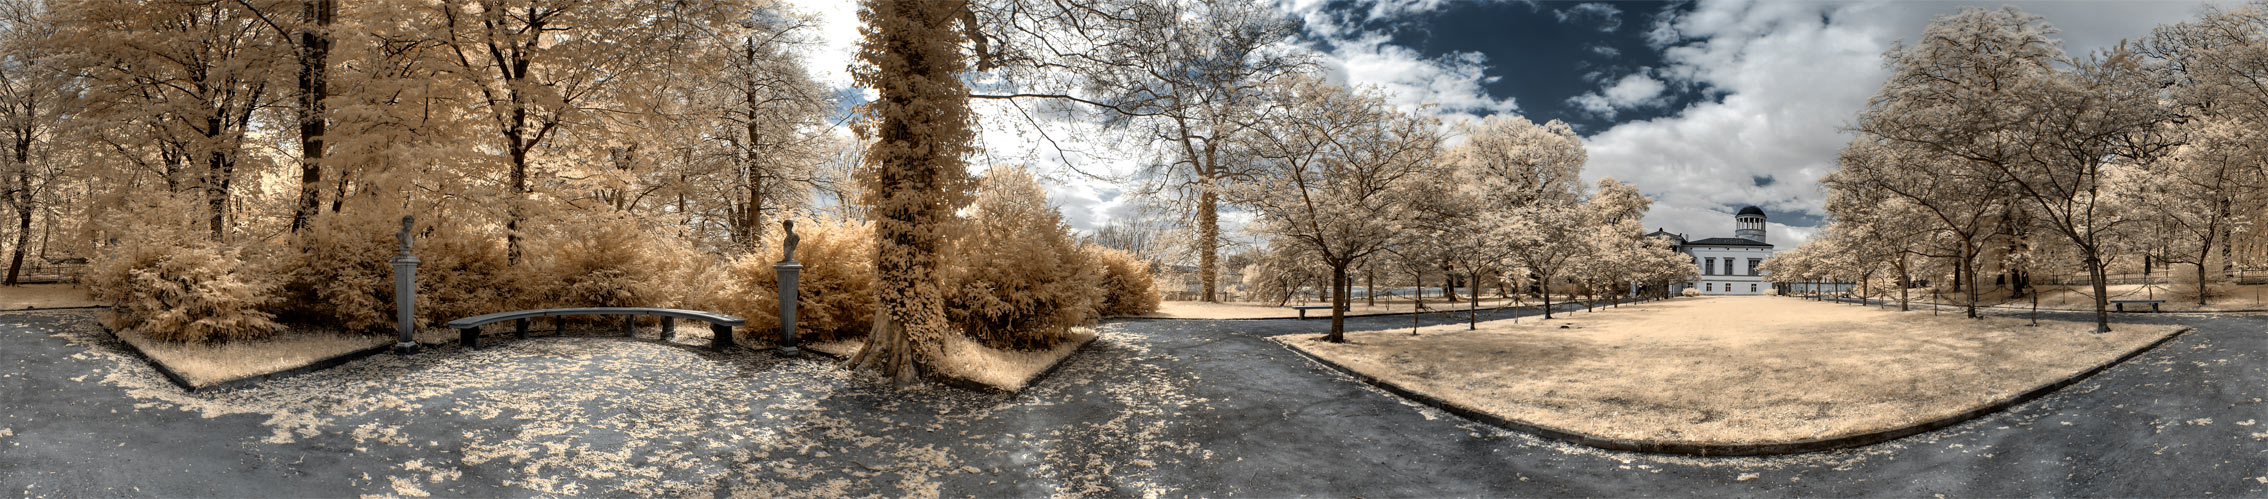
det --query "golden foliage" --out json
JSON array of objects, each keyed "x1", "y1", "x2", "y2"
[
  {"x1": 85, "y1": 199, "x2": 282, "y2": 343},
  {"x1": 1087, "y1": 245, "x2": 1160, "y2": 316},
  {"x1": 944, "y1": 167, "x2": 1103, "y2": 350},
  {"x1": 705, "y1": 218, "x2": 877, "y2": 342},
  {"x1": 518, "y1": 213, "x2": 711, "y2": 309}
]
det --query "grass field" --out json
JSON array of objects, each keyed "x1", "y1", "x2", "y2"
[{"x1": 1276, "y1": 295, "x2": 2187, "y2": 446}]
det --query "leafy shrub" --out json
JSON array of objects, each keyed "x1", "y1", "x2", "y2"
[
  {"x1": 277, "y1": 208, "x2": 403, "y2": 333},
  {"x1": 1088, "y1": 245, "x2": 1159, "y2": 316},
  {"x1": 276, "y1": 204, "x2": 516, "y2": 332},
  {"x1": 705, "y1": 218, "x2": 877, "y2": 342},
  {"x1": 86, "y1": 214, "x2": 283, "y2": 344},
  {"x1": 1682, "y1": 287, "x2": 1703, "y2": 297},
  {"x1": 519, "y1": 213, "x2": 710, "y2": 309},
  {"x1": 944, "y1": 167, "x2": 1103, "y2": 350},
  {"x1": 410, "y1": 215, "x2": 513, "y2": 326}
]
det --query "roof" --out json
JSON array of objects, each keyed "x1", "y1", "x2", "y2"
[
  {"x1": 1737, "y1": 206, "x2": 1766, "y2": 217},
  {"x1": 1685, "y1": 237, "x2": 1773, "y2": 247}
]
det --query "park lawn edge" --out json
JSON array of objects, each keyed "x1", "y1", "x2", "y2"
[
  {"x1": 107, "y1": 326, "x2": 406, "y2": 393},
  {"x1": 1274, "y1": 324, "x2": 2193, "y2": 456}
]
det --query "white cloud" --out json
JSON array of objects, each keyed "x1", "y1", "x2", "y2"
[
  {"x1": 1554, "y1": 3, "x2": 1624, "y2": 32},
  {"x1": 1318, "y1": 35, "x2": 1521, "y2": 119},
  {"x1": 1568, "y1": 72, "x2": 1667, "y2": 118}
]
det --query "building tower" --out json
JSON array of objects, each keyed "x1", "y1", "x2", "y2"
[{"x1": 1735, "y1": 206, "x2": 1766, "y2": 243}]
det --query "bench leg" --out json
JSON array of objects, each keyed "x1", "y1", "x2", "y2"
[
  {"x1": 459, "y1": 326, "x2": 481, "y2": 348},
  {"x1": 2115, "y1": 303, "x2": 2124, "y2": 312},
  {"x1": 2152, "y1": 303, "x2": 2160, "y2": 313},
  {"x1": 662, "y1": 318, "x2": 675, "y2": 341},
  {"x1": 623, "y1": 316, "x2": 635, "y2": 337},
  {"x1": 711, "y1": 324, "x2": 734, "y2": 351},
  {"x1": 515, "y1": 318, "x2": 529, "y2": 339}
]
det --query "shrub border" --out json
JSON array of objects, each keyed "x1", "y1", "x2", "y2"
[{"x1": 1277, "y1": 325, "x2": 2193, "y2": 456}]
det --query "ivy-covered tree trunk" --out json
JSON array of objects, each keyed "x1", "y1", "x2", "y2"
[{"x1": 848, "y1": 0, "x2": 977, "y2": 383}]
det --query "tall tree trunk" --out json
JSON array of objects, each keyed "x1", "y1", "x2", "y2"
[
  {"x1": 2086, "y1": 252, "x2": 2111, "y2": 333},
  {"x1": 206, "y1": 149, "x2": 229, "y2": 242},
  {"x1": 289, "y1": 0, "x2": 333, "y2": 234},
  {"x1": 506, "y1": 136, "x2": 527, "y2": 264},
  {"x1": 1326, "y1": 263, "x2": 1348, "y2": 342},
  {"x1": 2196, "y1": 261, "x2": 2210, "y2": 307},
  {"x1": 1541, "y1": 272, "x2": 1556, "y2": 320},
  {"x1": 4, "y1": 133, "x2": 28, "y2": 286},
  {"x1": 1198, "y1": 188, "x2": 1218, "y2": 302},
  {"x1": 1467, "y1": 270, "x2": 1479, "y2": 330}
]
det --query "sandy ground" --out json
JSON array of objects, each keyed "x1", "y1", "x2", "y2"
[
  {"x1": 802, "y1": 328, "x2": 1096, "y2": 392},
  {"x1": 1276, "y1": 295, "x2": 2187, "y2": 446},
  {"x1": 1144, "y1": 296, "x2": 1563, "y2": 320},
  {"x1": 0, "y1": 284, "x2": 97, "y2": 310}
]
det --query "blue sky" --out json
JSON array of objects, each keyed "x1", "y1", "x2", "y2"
[{"x1": 789, "y1": 0, "x2": 2239, "y2": 248}]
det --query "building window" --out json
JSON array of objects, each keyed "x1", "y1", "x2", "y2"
[
  {"x1": 1705, "y1": 258, "x2": 1716, "y2": 275},
  {"x1": 1705, "y1": 283, "x2": 1713, "y2": 292},
  {"x1": 1750, "y1": 283, "x2": 1758, "y2": 293},
  {"x1": 1749, "y1": 258, "x2": 1763, "y2": 276}
]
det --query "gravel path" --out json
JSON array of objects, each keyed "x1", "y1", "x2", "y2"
[{"x1": 2, "y1": 303, "x2": 2263, "y2": 497}]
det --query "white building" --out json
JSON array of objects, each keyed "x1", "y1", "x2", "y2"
[{"x1": 1647, "y1": 206, "x2": 1776, "y2": 295}]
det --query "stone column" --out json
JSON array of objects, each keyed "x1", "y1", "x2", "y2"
[{"x1": 392, "y1": 215, "x2": 421, "y2": 355}]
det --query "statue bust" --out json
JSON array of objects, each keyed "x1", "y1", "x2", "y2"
[
  {"x1": 779, "y1": 219, "x2": 799, "y2": 263},
  {"x1": 397, "y1": 215, "x2": 415, "y2": 255}
]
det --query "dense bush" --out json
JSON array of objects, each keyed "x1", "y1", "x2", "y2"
[
  {"x1": 943, "y1": 167, "x2": 1103, "y2": 350},
  {"x1": 409, "y1": 216, "x2": 513, "y2": 326},
  {"x1": 1087, "y1": 245, "x2": 1160, "y2": 316},
  {"x1": 1682, "y1": 287, "x2": 1703, "y2": 297},
  {"x1": 85, "y1": 200, "x2": 283, "y2": 343},
  {"x1": 705, "y1": 218, "x2": 877, "y2": 342},
  {"x1": 276, "y1": 208, "x2": 404, "y2": 333},
  {"x1": 277, "y1": 205, "x2": 516, "y2": 332},
  {"x1": 518, "y1": 214, "x2": 710, "y2": 309}
]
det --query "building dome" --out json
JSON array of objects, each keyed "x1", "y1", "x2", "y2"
[{"x1": 1736, "y1": 205, "x2": 1765, "y2": 217}]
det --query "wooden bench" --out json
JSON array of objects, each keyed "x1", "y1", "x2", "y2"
[
  {"x1": 2109, "y1": 299, "x2": 2164, "y2": 313},
  {"x1": 446, "y1": 307, "x2": 749, "y2": 351},
  {"x1": 1290, "y1": 305, "x2": 1345, "y2": 319}
]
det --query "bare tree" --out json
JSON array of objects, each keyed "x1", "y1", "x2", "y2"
[{"x1": 1234, "y1": 77, "x2": 1440, "y2": 341}]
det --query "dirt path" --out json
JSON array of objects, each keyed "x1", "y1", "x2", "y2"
[{"x1": 1, "y1": 305, "x2": 2264, "y2": 496}]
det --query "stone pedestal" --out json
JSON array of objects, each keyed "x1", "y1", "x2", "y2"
[
  {"x1": 775, "y1": 261, "x2": 802, "y2": 356},
  {"x1": 393, "y1": 215, "x2": 420, "y2": 355}
]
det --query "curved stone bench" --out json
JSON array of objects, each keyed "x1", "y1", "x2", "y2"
[{"x1": 447, "y1": 307, "x2": 749, "y2": 351}]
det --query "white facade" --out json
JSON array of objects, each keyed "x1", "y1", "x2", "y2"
[
  {"x1": 1684, "y1": 245, "x2": 1773, "y2": 295},
  {"x1": 1653, "y1": 206, "x2": 1778, "y2": 296}
]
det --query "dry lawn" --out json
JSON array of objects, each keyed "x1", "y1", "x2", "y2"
[
  {"x1": 115, "y1": 327, "x2": 395, "y2": 388},
  {"x1": 1940, "y1": 282, "x2": 2268, "y2": 311},
  {"x1": 1145, "y1": 296, "x2": 1549, "y2": 320},
  {"x1": 1277, "y1": 295, "x2": 2187, "y2": 446},
  {"x1": 804, "y1": 328, "x2": 1097, "y2": 392},
  {"x1": 0, "y1": 284, "x2": 98, "y2": 310}
]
